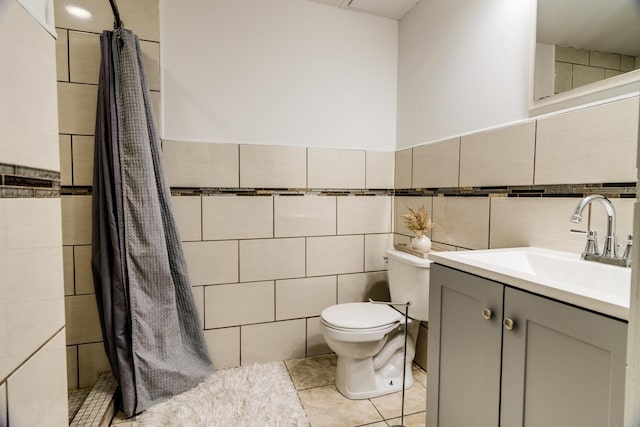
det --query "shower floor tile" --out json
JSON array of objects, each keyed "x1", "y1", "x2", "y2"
[{"x1": 68, "y1": 388, "x2": 91, "y2": 422}]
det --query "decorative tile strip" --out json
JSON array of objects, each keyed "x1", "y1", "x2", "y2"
[
  {"x1": 61, "y1": 186, "x2": 92, "y2": 196},
  {"x1": 395, "y1": 182, "x2": 637, "y2": 199},
  {"x1": 0, "y1": 162, "x2": 61, "y2": 198},
  {"x1": 168, "y1": 188, "x2": 393, "y2": 197},
  {"x1": 61, "y1": 183, "x2": 636, "y2": 199}
]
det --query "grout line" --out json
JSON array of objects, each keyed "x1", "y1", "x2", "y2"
[
  {"x1": 410, "y1": 148, "x2": 414, "y2": 189},
  {"x1": 201, "y1": 286, "x2": 206, "y2": 332},
  {"x1": 364, "y1": 151, "x2": 368, "y2": 189},
  {"x1": 66, "y1": 29, "x2": 71, "y2": 83},
  {"x1": 238, "y1": 325, "x2": 242, "y2": 367},
  {"x1": 487, "y1": 197, "x2": 492, "y2": 249},
  {"x1": 1, "y1": 379, "x2": 6, "y2": 427},
  {"x1": 362, "y1": 234, "x2": 365, "y2": 272},
  {"x1": 304, "y1": 316, "x2": 308, "y2": 358},
  {"x1": 305, "y1": 148, "x2": 309, "y2": 190},
  {"x1": 71, "y1": 245, "x2": 77, "y2": 295},
  {"x1": 532, "y1": 120, "x2": 538, "y2": 184},
  {"x1": 1, "y1": 326, "x2": 65, "y2": 385},
  {"x1": 75, "y1": 344, "x2": 80, "y2": 391},
  {"x1": 237, "y1": 145, "x2": 241, "y2": 188},
  {"x1": 457, "y1": 137, "x2": 462, "y2": 187},
  {"x1": 237, "y1": 239, "x2": 241, "y2": 285}
]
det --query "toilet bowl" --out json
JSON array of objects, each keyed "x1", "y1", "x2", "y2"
[{"x1": 320, "y1": 248, "x2": 431, "y2": 399}]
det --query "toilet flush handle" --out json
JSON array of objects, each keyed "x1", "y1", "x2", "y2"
[{"x1": 383, "y1": 256, "x2": 388, "y2": 264}]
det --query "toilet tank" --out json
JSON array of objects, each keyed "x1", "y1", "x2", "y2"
[{"x1": 386, "y1": 248, "x2": 431, "y2": 321}]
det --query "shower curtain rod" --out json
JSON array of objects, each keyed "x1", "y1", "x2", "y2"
[{"x1": 108, "y1": 0, "x2": 123, "y2": 29}]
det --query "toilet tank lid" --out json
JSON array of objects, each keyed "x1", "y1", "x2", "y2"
[
  {"x1": 321, "y1": 303, "x2": 402, "y2": 330},
  {"x1": 386, "y1": 248, "x2": 432, "y2": 268}
]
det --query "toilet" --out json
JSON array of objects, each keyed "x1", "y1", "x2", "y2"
[{"x1": 320, "y1": 247, "x2": 431, "y2": 399}]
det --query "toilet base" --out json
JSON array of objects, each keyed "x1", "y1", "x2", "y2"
[
  {"x1": 335, "y1": 353, "x2": 415, "y2": 399},
  {"x1": 334, "y1": 323, "x2": 419, "y2": 400}
]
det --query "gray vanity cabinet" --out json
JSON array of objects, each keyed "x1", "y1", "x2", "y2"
[{"x1": 427, "y1": 264, "x2": 627, "y2": 427}]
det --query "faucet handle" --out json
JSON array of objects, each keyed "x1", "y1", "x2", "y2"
[
  {"x1": 573, "y1": 229, "x2": 599, "y2": 258},
  {"x1": 585, "y1": 230, "x2": 599, "y2": 256},
  {"x1": 623, "y1": 235, "x2": 633, "y2": 261}
]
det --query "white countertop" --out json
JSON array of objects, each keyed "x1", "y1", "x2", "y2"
[{"x1": 428, "y1": 247, "x2": 631, "y2": 321}]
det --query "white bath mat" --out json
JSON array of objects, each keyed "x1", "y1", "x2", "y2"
[{"x1": 137, "y1": 362, "x2": 309, "y2": 427}]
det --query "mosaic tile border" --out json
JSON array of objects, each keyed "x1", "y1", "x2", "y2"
[
  {"x1": 395, "y1": 182, "x2": 637, "y2": 199},
  {"x1": 0, "y1": 163, "x2": 61, "y2": 198},
  {"x1": 61, "y1": 186, "x2": 396, "y2": 197},
  {"x1": 62, "y1": 183, "x2": 637, "y2": 198}
]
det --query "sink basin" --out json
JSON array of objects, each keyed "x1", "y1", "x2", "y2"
[{"x1": 428, "y1": 247, "x2": 631, "y2": 320}]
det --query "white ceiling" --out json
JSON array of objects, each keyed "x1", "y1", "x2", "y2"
[
  {"x1": 309, "y1": 0, "x2": 640, "y2": 56},
  {"x1": 308, "y1": 0, "x2": 419, "y2": 20},
  {"x1": 537, "y1": 0, "x2": 640, "y2": 56}
]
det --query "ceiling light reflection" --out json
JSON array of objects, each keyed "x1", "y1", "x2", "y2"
[{"x1": 65, "y1": 5, "x2": 91, "y2": 19}]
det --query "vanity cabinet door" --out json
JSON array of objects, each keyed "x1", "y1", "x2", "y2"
[
  {"x1": 500, "y1": 287, "x2": 627, "y2": 427},
  {"x1": 427, "y1": 264, "x2": 504, "y2": 427}
]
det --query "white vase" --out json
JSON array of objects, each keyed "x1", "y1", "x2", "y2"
[{"x1": 411, "y1": 234, "x2": 432, "y2": 252}]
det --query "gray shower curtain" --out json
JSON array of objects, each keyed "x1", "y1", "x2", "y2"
[{"x1": 91, "y1": 28, "x2": 212, "y2": 417}]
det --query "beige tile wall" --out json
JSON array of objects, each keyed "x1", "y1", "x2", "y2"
[
  {"x1": 77, "y1": 343, "x2": 111, "y2": 388},
  {"x1": 412, "y1": 138, "x2": 459, "y2": 188},
  {"x1": 202, "y1": 195, "x2": 273, "y2": 240},
  {"x1": 169, "y1": 153, "x2": 395, "y2": 366},
  {"x1": 432, "y1": 196, "x2": 490, "y2": 249},
  {"x1": 535, "y1": 97, "x2": 638, "y2": 184},
  {"x1": 7, "y1": 331, "x2": 68, "y2": 426},
  {"x1": 0, "y1": 0, "x2": 59, "y2": 171},
  {"x1": 0, "y1": 199, "x2": 66, "y2": 380},
  {"x1": 395, "y1": 149, "x2": 413, "y2": 189},
  {"x1": 489, "y1": 197, "x2": 635, "y2": 252},
  {"x1": 63, "y1": 139, "x2": 396, "y2": 380},
  {"x1": 240, "y1": 145, "x2": 307, "y2": 188},
  {"x1": 366, "y1": 151, "x2": 395, "y2": 189},
  {"x1": 163, "y1": 141, "x2": 239, "y2": 188},
  {"x1": 554, "y1": 46, "x2": 640, "y2": 94},
  {"x1": 459, "y1": 122, "x2": 535, "y2": 187},
  {"x1": 241, "y1": 320, "x2": 306, "y2": 364},
  {"x1": 274, "y1": 195, "x2": 336, "y2": 237},
  {"x1": 394, "y1": 96, "x2": 638, "y2": 256},
  {"x1": 57, "y1": 0, "x2": 161, "y2": 391},
  {"x1": 204, "y1": 328, "x2": 240, "y2": 369},
  {"x1": 1, "y1": 1, "x2": 67, "y2": 422},
  {"x1": 308, "y1": 148, "x2": 366, "y2": 189},
  {"x1": 0, "y1": 382, "x2": 4, "y2": 427}
]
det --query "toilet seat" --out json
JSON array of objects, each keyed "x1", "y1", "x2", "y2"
[{"x1": 321, "y1": 302, "x2": 403, "y2": 331}]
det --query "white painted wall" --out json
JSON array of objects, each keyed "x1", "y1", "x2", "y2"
[
  {"x1": 396, "y1": 0, "x2": 535, "y2": 149},
  {"x1": 161, "y1": 0, "x2": 398, "y2": 151}
]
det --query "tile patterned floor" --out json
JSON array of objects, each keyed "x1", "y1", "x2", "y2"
[
  {"x1": 71, "y1": 372, "x2": 117, "y2": 427},
  {"x1": 69, "y1": 388, "x2": 92, "y2": 422},
  {"x1": 285, "y1": 354, "x2": 427, "y2": 427},
  {"x1": 110, "y1": 353, "x2": 427, "y2": 427}
]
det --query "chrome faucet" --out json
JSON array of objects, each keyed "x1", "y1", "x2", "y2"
[{"x1": 570, "y1": 194, "x2": 631, "y2": 267}]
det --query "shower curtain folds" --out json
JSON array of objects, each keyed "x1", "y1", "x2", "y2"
[{"x1": 92, "y1": 28, "x2": 212, "y2": 417}]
